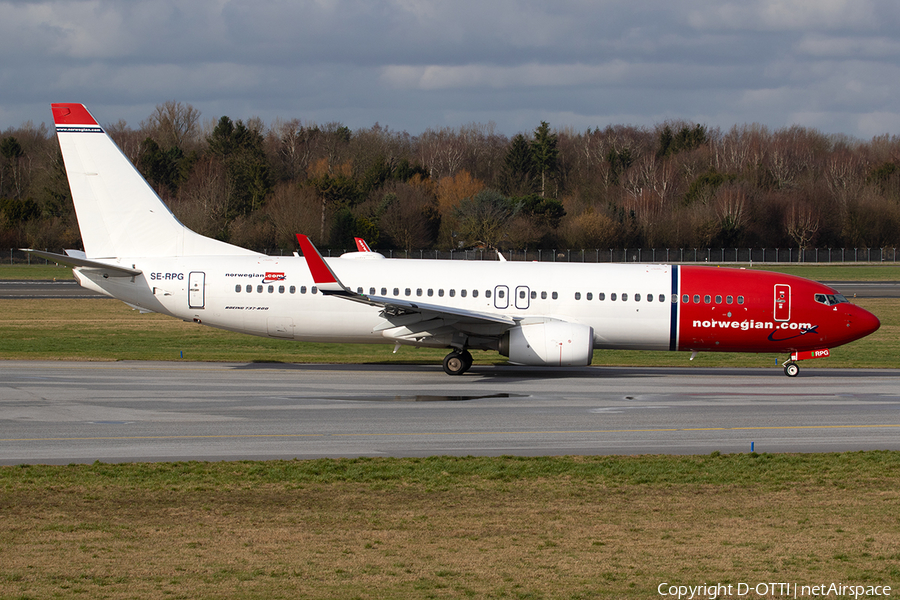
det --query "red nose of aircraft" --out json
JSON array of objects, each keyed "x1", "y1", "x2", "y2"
[{"x1": 845, "y1": 304, "x2": 880, "y2": 344}]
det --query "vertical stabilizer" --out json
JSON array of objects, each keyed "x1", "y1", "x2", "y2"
[{"x1": 52, "y1": 103, "x2": 257, "y2": 259}]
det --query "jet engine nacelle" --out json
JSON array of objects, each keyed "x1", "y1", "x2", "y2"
[{"x1": 499, "y1": 320, "x2": 594, "y2": 366}]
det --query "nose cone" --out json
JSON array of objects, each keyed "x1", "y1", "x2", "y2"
[{"x1": 847, "y1": 305, "x2": 880, "y2": 343}]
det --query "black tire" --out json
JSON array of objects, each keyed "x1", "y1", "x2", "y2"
[
  {"x1": 459, "y1": 350, "x2": 473, "y2": 374},
  {"x1": 784, "y1": 363, "x2": 800, "y2": 377},
  {"x1": 443, "y1": 352, "x2": 466, "y2": 375}
]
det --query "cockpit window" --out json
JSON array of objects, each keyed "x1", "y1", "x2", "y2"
[{"x1": 814, "y1": 293, "x2": 849, "y2": 306}]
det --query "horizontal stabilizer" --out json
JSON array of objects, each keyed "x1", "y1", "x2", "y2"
[{"x1": 22, "y1": 249, "x2": 142, "y2": 277}]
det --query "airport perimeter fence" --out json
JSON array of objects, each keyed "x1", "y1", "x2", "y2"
[{"x1": 6, "y1": 246, "x2": 900, "y2": 266}]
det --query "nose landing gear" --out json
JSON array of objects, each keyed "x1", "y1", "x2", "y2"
[{"x1": 782, "y1": 348, "x2": 830, "y2": 377}]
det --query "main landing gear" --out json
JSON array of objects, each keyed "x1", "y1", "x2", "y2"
[{"x1": 443, "y1": 349, "x2": 473, "y2": 375}]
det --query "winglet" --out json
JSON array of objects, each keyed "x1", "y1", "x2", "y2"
[
  {"x1": 354, "y1": 237, "x2": 373, "y2": 252},
  {"x1": 296, "y1": 234, "x2": 348, "y2": 293}
]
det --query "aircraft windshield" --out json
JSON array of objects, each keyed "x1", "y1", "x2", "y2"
[{"x1": 814, "y1": 293, "x2": 849, "y2": 306}]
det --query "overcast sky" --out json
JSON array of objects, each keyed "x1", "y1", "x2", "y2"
[{"x1": 3, "y1": 0, "x2": 900, "y2": 139}]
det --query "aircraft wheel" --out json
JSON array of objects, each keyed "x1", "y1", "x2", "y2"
[
  {"x1": 443, "y1": 351, "x2": 468, "y2": 376},
  {"x1": 784, "y1": 363, "x2": 800, "y2": 377},
  {"x1": 459, "y1": 350, "x2": 473, "y2": 374}
]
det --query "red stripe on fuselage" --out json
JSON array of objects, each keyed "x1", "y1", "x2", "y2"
[{"x1": 677, "y1": 266, "x2": 879, "y2": 353}]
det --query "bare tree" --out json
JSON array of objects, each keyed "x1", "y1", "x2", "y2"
[
  {"x1": 142, "y1": 100, "x2": 201, "y2": 150},
  {"x1": 785, "y1": 202, "x2": 820, "y2": 261},
  {"x1": 378, "y1": 182, "x2": 439, "y2": 253}
]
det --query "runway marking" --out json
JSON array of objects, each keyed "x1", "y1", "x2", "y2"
[{"x1": 3, "y1": 423, "x2": 900, "y2": 443}]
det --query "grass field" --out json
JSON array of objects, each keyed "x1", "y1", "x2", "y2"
[{"x1": 2, "y1": 453, "x2": 899, "y2": 599}]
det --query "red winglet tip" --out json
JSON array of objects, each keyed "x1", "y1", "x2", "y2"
[{"x1": 296, "y1": 234, "x2": 337, "y2": 285}]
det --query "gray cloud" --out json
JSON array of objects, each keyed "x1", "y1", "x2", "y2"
[{"x1": 2, "y1": 0, "x2": 900, "y2": 139}]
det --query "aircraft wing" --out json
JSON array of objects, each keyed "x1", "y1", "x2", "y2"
[
  {"x1": 22, "y1": 249, "x2": 142, "y2": 278},
  {"x1": 295, "y1": 235, "x2": 516, "y2": 338}
]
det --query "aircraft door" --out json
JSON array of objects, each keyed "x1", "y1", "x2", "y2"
[
  {"x1": 515, "y1": 286, "x2": 530, "y2": 310},
  {"x1": 188, "y1": 271, "x2": 206, "y2": 309},
  {"x1": 774, "y1": 284, "x2": 790, "y2": 322},
  {"x1": 494, "y1": 285, "x2": 509, "y2": 309}
]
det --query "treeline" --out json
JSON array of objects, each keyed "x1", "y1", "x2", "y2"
[{"x1": 3, "y1": 100, "x2": 900, "y2": 253}]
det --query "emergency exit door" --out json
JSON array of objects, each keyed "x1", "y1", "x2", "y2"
[
  {"x1": 774, "y1": 284, "x2": 790, "y2": 322},
  {"x1": 188, "y1": 271, "x2": 205, "y2": 309}
]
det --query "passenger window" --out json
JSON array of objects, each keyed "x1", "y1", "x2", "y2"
[
  {"x1": 598, "y1": 292, "x2": 605, "y2": 301},
  {"x1": 290, "y1": 286, "x2": 296, "y2": 294},
  {"x1": 552, "y1": 292, "x2": 558, "y2": 300},
  {"x1": 246, "y1": 284, "x2": 252, "y2": 293},
  {"x1": 693, "y1": 295, "x2": 700, "y2": 303},
  {"x1": 235, "y1": 285, "x2": 241, "y2": 292},
  {"x1": 519, "y1": 290, "x2": 526, "y2": 299},
  {"x1": 715, "y1": 295, "x2": 722, "y2": 304},
  {"x1": 486, "y1": 290, "x2": 492, "y2": 298},
  {"x1": 405, "y1": 288, "x2": 411, "y2": 296},
  {"x1": 726, "y1": 295, "x2": 733, "y2": 304},
  {"x1": 682, "y1": 294, "x2": 689, "y2": 303},
  {"x1": 312, "y1": 286, "x2": 318, "y2": 294},
  {"x1": 611, "y1": 293, "x2": 617, "y2": 301},
  {"x1": 428, "y1": 289, "x2": 433, "y2": 297},
  {"x1": 473, "y1": 290, "x2": 479, "y2": 298},
  {"x1": 357, "y1": 287, "x2": 363, "y2": 293},
  {"x1": 369, "y1": 287, "x2": 376, "y2": 295},
  {"x1": 660, "y1": 294, "x2": 666, "y2": 303},
  {"x1": 268, "y1": 285, "x2": 274, "y2": 293},
  {"x1": 622, "y1": 293, "x2": 628, "y2": 301},
  {"x1": 438, "y1": 289, "x2": 444, "y2": 297},
  {"x1": 257, "y1": 285, "x2": 263, "y2": 293},
  {"x1": 575, "y1": 292, "x2": 581, "y2": 300},
  {"x1": 417, "y1": 288, "x2": 422, "y2": 297},
  {"x1": 381, "y1": 287, "x2": 387, "y2": 295},
  {"x1": 300, "y1": 286, "x2": 307, "y2": 294},
  {"x1": 704, "y1": 295, "x2": 711, "y2": 303},
  {"x1": 279, "y1": 285, "x2": 285, "y2": 294},
  {"x1": 541, "y1": 291, "x2": 547, "y2": 300},
  {"x1": 498, "y1": 289, "x2": 505, "y2": 298},
  {"x1": 586, "y1": 292, "x2": 593, "y2": 301},
  {"x1": 449, "y1": 289, "x2": 456, "y2": 297},
  {"x1": 461, "y1": 289, "x2": 467, "y2": 297},
  {"x1": 737, "y1": 296, "x2": 745, "y2": 304},
  {"x1": 635, "y1": 293, "x2": 641, "y2": 302},
  {"x1": 531, "y1": 291, "x2": 536, "y2": 299}
]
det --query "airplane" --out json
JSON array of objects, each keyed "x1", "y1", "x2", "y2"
[{"x1": 27, "y1": 103, "x2": 881, "y2": 377}]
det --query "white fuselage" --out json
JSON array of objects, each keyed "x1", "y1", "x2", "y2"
[{"x1": 77, "y1": 254, "x2": 675, "y2": 351}]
